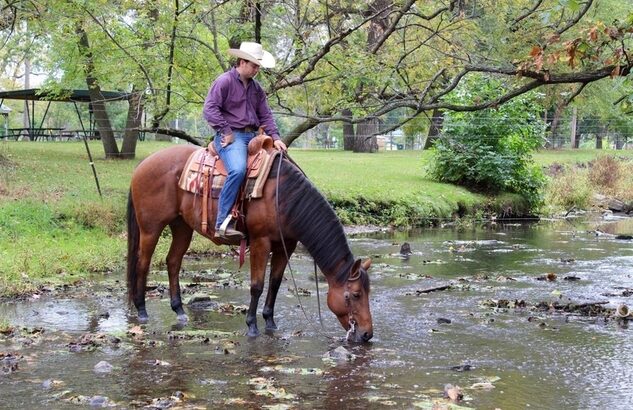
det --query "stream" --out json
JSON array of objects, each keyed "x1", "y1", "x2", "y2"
[{"x1": 1, "y1": 217, "x2": 632, "y2": 409}]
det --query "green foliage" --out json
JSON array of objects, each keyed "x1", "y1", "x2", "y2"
[{"x1": 427, "y1": 76, "x2": 546, "y2": 210}]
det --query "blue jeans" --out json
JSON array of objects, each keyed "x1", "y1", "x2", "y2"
[{"x1": 214, "y1": 130, "x2": 256, "y2": 228}]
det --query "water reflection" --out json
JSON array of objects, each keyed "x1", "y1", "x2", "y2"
[{"x1": 0, "y1": 218, "x2": 632, "y2": 408}]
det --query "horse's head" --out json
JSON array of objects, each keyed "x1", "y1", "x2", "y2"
[{"x1": 327, "y1": 258, "x2": 373, "y2": 343}]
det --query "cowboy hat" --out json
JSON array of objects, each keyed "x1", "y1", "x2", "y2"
[{"x1": 228, "y1": 42, "x2": 276, "y2": 68}]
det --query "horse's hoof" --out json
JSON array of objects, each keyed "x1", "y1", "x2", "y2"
[
  {"x1": 177, "y1": 314, "x2": 189, "y2": 323},
  {"x1": 265, "y1": 322, "x2": 277, "y2": 331},
  {"x1": 247, "y1": 327, "x2": 260, "y2": 338},
  {"x1": 138, "y1": 315, "x2": 149, "y2": 324}
]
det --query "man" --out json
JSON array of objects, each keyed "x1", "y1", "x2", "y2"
[{"x1": 203, "y1": 42, "x2": 287, "y2": 241}]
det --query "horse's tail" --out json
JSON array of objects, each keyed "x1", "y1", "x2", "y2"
[{"x1": 126, "y1": 190, "x2": 140, "y2": 306}]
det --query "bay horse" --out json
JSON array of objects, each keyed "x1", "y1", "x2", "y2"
[{"x1": 126, "y1": 144, "x2": 373, "y2": 342}]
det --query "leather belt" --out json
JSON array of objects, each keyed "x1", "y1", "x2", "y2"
[{"x1": 232, "y1": 126, "x2": 257, "y2": 133}]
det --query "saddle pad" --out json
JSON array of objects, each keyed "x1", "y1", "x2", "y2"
[{"x1": 178, "y1": 147, "x2": 279, "y2": 199}]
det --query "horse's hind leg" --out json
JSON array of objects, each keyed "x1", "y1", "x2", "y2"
[
  {"x1": 166, "y1": 217, "x2": 193, "y2": 322},
  {"x1": 134, "y1": 230, "x2": 162, "y2": 322},
  {"x1": 263, "y1": 241, "x2": 297, "y2": 330}
]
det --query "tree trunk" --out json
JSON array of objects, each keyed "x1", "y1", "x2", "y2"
[
  {"x1": 596, "y1": 124, "x2": 607, "y2": 149},
  {"x1": 548, "y1": 102, "x2": 566, "y2": 149},
  {"x1": 354, "y1": 118, "x2": 379, "y2": 153},
  {"x1": 76, "y1": 25, "x2": 118, "y2": 158},
  {"x1": 348, "y1": 0, "x2": 389, "y2": 153},
  {"x1": 254, "y1": 1, "x2": 261, "y2": 43},
  {"x1": 120, "y1": 89, "x2": 143, "y2": 159},
  {"x1": 342, "y1": 108, "x2": 355, "y2": 151},
  {"x1": 424, "y1": 108, "x2": 444, "y2": 149}
]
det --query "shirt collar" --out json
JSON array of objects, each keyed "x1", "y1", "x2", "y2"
[{"x1": 230, "y1": 66, "x2": 254, "y2": 85}]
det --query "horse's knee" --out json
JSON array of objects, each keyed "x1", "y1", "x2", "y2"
[{"x1": 250, "y1": 282, "x2": 264, "y2": 297}]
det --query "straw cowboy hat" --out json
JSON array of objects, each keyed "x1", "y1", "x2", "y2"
[{"x1": 228, "y1": 42, "x2": 276, "y2": 68}]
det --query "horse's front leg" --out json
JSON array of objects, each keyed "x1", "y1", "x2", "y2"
[
  {"x1": 166, "y1": 218, "x2": 194, "y2": 322},
  {"x1": 263, "y1": 241, "x2": 297, "y2": 330},
  {"x1": 246, "y1": 237, "x2": 271, "y2": 337}
]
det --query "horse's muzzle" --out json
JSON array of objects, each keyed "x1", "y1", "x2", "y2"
[{"x1": 347, "y1": 324, "x2": 373, "y2": 343}]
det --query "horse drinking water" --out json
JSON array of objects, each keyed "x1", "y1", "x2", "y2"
[{"x1": 126, "y1": 142, "x2": 373, "y2": 342}]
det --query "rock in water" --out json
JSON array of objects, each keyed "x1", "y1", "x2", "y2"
[
  {"x1": 93, "y1": 361, "x2": 113, "y2": 373},
  {"x1": 400, "y1": 242, "x2": 412, "y2": 255},
  {"x1": 444, "y1": 383, "x2": 463, "y2": 402}
]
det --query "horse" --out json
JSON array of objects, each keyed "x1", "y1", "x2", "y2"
[{"x1": 126, "y1": 144, "x2": 373, "y2": 342}]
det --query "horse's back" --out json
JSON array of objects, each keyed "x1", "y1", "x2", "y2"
[{"x1": 131, "y1": 145, "x2": 200, "y2": 225}]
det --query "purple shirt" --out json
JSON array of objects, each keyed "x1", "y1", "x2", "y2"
[{"x1": 203, "y1": 67, "x2": 280, "y2": 140}]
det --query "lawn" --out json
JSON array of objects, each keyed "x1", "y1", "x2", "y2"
[{"x1": 1, "y1": 139, "x2": 629, "y2": 295}]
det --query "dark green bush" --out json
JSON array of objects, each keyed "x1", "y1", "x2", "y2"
[{"x1": 427, "y1": 76, "x2": 546, "y2": 209}]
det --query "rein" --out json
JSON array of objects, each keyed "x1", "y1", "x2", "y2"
[
  {"x1": 274, "y1": 153, "x2": 328, "y2": 334},
  {"x1": 275, "y1": 153, "x2": 324, "y2": 330},
  {"x1": 273, "y1": 153, "x2": 359, "y2": 340}
]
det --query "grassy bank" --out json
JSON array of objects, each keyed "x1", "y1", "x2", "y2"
[{"x1": 1, "y1": 140, "x2": 632, "y2": 295}]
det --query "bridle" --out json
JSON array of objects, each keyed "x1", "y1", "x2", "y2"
[{"x1": 344, "y1": 267, "x2": 363, "y2": 340}]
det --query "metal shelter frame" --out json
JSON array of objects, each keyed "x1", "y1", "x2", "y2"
[{"x1": 0, "y1": 88, "x2": 130, "y2": 140}]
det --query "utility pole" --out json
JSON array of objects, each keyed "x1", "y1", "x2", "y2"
[{"x1": 24, "y1": 56, "x2": 31, "y2": 136}]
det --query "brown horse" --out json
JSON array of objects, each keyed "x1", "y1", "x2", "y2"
[{"x1": 127, "y1": 145, "x2": 373, "y2": 342}]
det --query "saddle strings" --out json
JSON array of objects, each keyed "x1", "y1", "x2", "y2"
[{"x1": 274, "y1": 152, "x2": 330, "y2": 337}]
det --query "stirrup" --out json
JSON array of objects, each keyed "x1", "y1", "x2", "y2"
[{"x1": 217, "y1": 215, "x2": 233, "y2": 236}]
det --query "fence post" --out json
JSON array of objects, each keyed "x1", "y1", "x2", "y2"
[{"x1": 570, "y1": 107, "x2": 578, "y2": 148}]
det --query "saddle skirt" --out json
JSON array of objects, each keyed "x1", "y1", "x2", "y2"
[{"x1": 178, "y1": 134, "x2": 278, "y2": 200}]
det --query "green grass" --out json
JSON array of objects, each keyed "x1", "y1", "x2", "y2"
[
  {"x1": 289, "y1": 150, "x2": 485, "y2": 225},
  {"x1": 533, "y1": 148, "x2": 633, "y2": 166},
  {"x1": 1, "y1": 140, "x2": 627, "y2": 295}
]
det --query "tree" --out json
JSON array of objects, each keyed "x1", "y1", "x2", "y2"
[{"x1": 2, "y1": 0, "x2": 633, "y2": 157}]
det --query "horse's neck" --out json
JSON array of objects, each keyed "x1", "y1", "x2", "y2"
[{"x1": 321, "y1": 255, "x2": 354, "y2": 283}]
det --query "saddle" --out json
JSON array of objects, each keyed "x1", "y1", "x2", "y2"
[{"x1": 178, "y1": 132, "x2": 279, "y2": 235}]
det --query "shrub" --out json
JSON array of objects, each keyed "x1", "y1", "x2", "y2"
[
  {"x1": 426, "y1": 75, "x2": 546, "y2": 210},
  {"x1": 543, "y1": 169, "x2": 592, "y2": 211},
  {"x1": 65, "y1": 200, "x2": 123, "y2": 235},
  {"x1": 588, "y1": 155, "x2": 622, "y2": 195},
  {"x1": 616, "y1": 162, "x2": 633, "y2": 202}
]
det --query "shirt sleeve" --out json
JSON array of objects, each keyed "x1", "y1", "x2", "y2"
[
  {"x1": 203, "y1": 76, "x2": 232, "y2": 136},
  {"x1": 254, "y1": 84, "x2": 280, "y2": 140}
]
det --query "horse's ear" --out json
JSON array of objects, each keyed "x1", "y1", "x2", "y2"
[
  {"x1": 361, "y1": 258, "x2": 372, "y2": 271},
  {"x1": 349, "y1": 258, "x2": 362, "y2": 279}
]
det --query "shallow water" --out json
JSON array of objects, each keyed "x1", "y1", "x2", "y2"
[{"x1": 1, "y1": 218, "x2": 632, "y2": 409}]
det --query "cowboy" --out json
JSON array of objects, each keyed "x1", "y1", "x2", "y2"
[{"x1": 203, "y1": 42, "x2": 287, "y2": 241}]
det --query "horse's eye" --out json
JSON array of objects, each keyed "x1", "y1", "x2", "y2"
[{"x1": 352, "y1": 292, "x2": 361, "y2": 299}]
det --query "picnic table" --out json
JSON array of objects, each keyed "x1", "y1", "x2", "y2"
[{"x1": 5, "y1": 127, "x2": 64, "y2": 141}]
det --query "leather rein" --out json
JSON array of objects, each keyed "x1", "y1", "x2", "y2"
[{"x1": 273, "y1": 153, "x2": 359, "y2": 337}]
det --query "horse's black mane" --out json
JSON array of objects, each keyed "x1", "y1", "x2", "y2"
[{"x1": 271, "y1": 156, "x2": 369, "y2": 290}]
